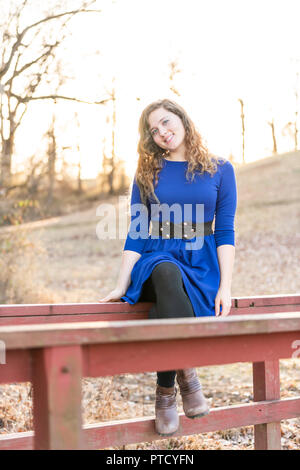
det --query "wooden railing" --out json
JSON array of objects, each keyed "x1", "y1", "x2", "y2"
[{"x1": 0, "y1": 294, "x2": 299, "y2": 450}]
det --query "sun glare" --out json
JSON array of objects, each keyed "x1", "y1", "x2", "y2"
[{"x1": 10, "y1": 0, "x2": 300, "y2": 179}]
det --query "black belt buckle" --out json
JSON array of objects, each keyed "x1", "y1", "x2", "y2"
[{"x1": 151, "y1": 220, "x2": 213, "y2": 239}]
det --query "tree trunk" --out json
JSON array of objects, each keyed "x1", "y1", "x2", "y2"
[
  {"x1": 110, "y1": 88, "x2": 116, "y2": 195},
  {"x1": 238, "y1": 99, "x2": 245, "y2": 164},
  {"x1": 47, "y1": 122, "x2": 56, "y2": 205},
  {"x1": 268, "y1": 120, "x2": 277, "y2": 154},
  {"x1": 77, "y1": 161, "x2": 82, "y2": 193},
  {"x1": 295, "y1": 87, "x2": 298, "y2": 151},
  {"x1": 108, "y1": 165, "x2": 115, "y2": 195},
  {"x1": 0, "y1": 137, "x2": 13, "y2": 187}
]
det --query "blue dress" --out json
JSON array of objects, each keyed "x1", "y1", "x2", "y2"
[{"x1": 120, "y1": 158, "x2": 237, "y2": 317}]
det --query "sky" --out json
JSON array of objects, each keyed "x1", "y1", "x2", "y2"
[{"x1": 11, "y1": 0, "x2": 300, "y2": 178}]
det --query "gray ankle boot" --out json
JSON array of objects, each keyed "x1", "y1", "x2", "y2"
[
  {"x1": 176, "y1": 368, "x2": 210, "y2": 419},
  {"x1": 155, "y1": 385, "x2": 179, "y2": 436}
]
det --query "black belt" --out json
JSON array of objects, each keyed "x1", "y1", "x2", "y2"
[{"x1": 150, "y1": 220, "x2": 214, "y2": 239}]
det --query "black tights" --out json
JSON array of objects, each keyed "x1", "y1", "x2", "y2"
[{"x1": 139, "y1": 262, "x2": 195, "y2": 388}]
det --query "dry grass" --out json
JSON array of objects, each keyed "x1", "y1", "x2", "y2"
[
  {"x1": 0, "y1": 151, "x2": 299, "y2": 449},
  {"x1": 0, "y1": 229, "x2": 56, "y2": 304}
]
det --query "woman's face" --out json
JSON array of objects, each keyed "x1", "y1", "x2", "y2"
[{"x1": 148, "y1": 107, "x2": 186, "y2": 153}]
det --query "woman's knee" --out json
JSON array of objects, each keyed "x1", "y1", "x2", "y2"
[
  {"x1": 151, "y1": 262, "x2": 182, "y2": 290},
  {"x1": 149, "y1": 262, "x2": 195, "y2": 318}
]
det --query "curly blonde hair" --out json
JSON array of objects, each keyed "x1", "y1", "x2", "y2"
[{"x1": 135, "y1": 99, "x2": 223, "y2": 205}]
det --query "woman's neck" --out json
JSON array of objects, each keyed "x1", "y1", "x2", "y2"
[{"x1": 164, "y1": 145, "x2": 187, "y2": 162}]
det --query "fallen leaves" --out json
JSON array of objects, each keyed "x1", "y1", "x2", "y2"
[{"x1": 0, "y1": 360, "x2": 299, "y2": 450}]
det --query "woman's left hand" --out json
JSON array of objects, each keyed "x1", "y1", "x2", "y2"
[{"x1": 215, "y1": 286, "x2": 232, "y2": 317}]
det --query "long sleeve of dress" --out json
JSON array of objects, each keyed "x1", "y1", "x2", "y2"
[
  {"x1": 214, "y1": 161, "x2": 237, "y2": 248},
  {"x1": 123, "y1": 175, "x2": 150, "y2": 254}
]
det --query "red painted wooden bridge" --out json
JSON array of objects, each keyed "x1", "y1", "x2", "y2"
[{"x1": 0, "y1": 294, "x2": 299, "y2": 450}]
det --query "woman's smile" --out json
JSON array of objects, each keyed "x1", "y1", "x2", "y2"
[{"x1": 165, "y1": 134, "x2": 174, "y2": 144}]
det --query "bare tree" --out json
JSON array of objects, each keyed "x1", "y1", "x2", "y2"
[
  {"x1": 46, "y1": 106, "x2": 57, "y2": 205},
  {"x1": 101, "y1": 137, "x2": 110, "y2": 193},
  {"x1": 294, "y1": 72, "x2": 299, "y2": 151},
  {"x1": 267, "y1": 118, "x2": 278, "y2": 155},
  {"x1": 169, "y1": 59, "x2": 181, "y2": 97},
  {"x1": 44, "y1": 61, "x2": 77, "y2": 203},
  {"x1": 0, "y1": 0, "x2": 107, "y2": 187},
  {"x1": 289, "y1": 60, "x2": 300, "y2": 152},
  {"x1": 25, "y1": 154, "x2": 46, "y2": 195},
  {"x1": 282, "y1": 122, "x2": 295, "y2": 150},
  {"x1": 74, "y1": 111, "x2": 82, "y2": 194},
  {"x1": 238, "y1": 98, "x2": 245, "y2": 164},
  {"x1": 102, "y1": 82, "x2": 117, "y2": 195},
  {"x1": 227, "y1": 152, "x2": 236, "y2": 164},
  {"x1": 282, "y1": 70, "x2": 299, "y2": 153},
  {"x1": 110, "y1": 84, "x2": 116, "y2": 195}
]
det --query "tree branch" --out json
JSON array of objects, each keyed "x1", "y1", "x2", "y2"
[
  {"x1": 0, "y1": 92, "x2": 4, "y2": 141},
  {"x1": 3, "y1": 42, "x2": 59, "y2": 87},
  {"x1": 13, "y1": 103, "x2": 28, "y2": 134},
  {"x1": 10, "y1": 92, "x2": 110, "y2": 105},
  {"x1": 15, "y1": 0, "x2": 29, "y2": 36},
  {"x1": 0, "y1": 6, "x2": 101, "y2": 79}
]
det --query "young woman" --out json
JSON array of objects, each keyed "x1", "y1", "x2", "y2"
[{"x1": 99, "y1": 98, "x2": 237, "y2": 437}]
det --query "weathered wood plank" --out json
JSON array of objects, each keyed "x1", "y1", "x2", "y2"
[
  {"x1": 31, "y1": 346, "x2": 83, "y2": 450},
  {"x1": 0, "y1": 312, "x2": 148, "y2": 326},
  {"x1": 236, "y1": 294, "x2": 300, "y2": 308},
  {"x1": 253, "y1": 360, "x2": 281, "y2": 450},
  {"x1": 0, "y1": 296, "x2": 299, "y2": 450},
  {"x1": 1, "y1": 305, "x2": 299, "y2": 325},
  {"x1": 85, "y1": 332, "x2": 300, "y2": 377},
  {"x1": 2, "y1": 330, "x2": 299, "y2": 385},
  {"x1": 230, "y1": 305, "x2": 300, "y2": 315},
  {"x1": 2, "y1": 294, "x2": 299, "y2": 318},
  {"x1": 0, "y1": 302, "x2": 153, "y2": 316},
  {"x1": 1, "y1": 305, "x2": 299, "y2": 327},
  {"x1": 0, "y1": 313, "x2": 300, "y2": 350},
  {"x1": 1, "y1": 397, "x2": 299, "y2": 450},
  {"x1": 0, "y1": 349, "x2": 31, "y2": 383}
]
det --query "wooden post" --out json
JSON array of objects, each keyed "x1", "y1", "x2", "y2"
[
  {"x1": 31, "y1": 345, "x2": 83, "y2": 450},
  {"x1": 252, "y1": 360, "x2": 281, "y2": 449}
]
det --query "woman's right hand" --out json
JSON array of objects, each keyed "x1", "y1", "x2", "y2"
[{"x1": 98, "y1": 287, "x2": 126, "y2": 303}]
